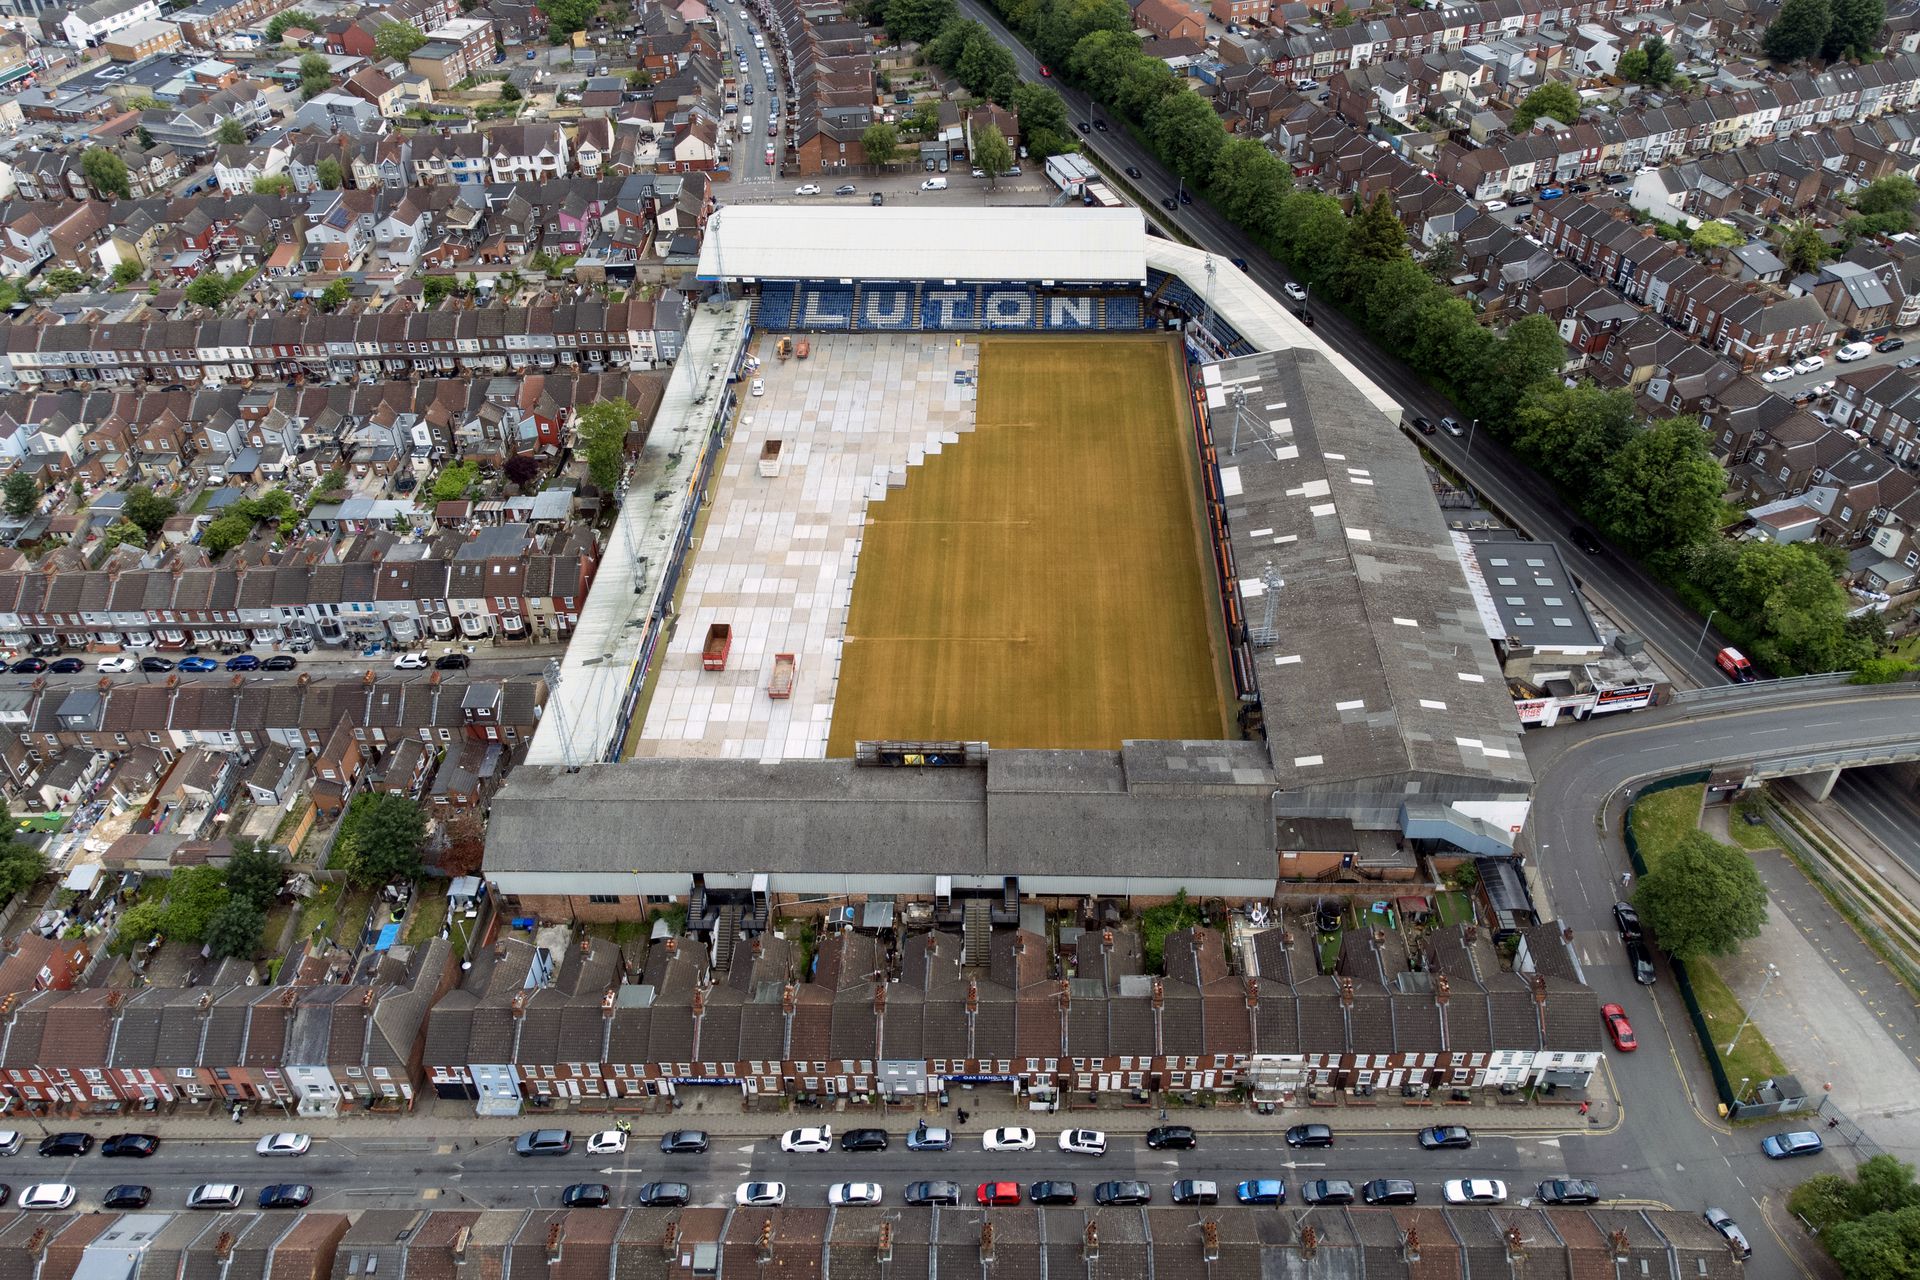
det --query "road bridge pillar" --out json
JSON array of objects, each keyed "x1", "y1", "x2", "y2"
[{"x1": 1801, "y1": 766, "x2": 1844, "y2": 803}]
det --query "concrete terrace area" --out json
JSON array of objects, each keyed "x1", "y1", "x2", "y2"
[{"x1": 629, "y1": 333, "x2": 980, "y2": 762}]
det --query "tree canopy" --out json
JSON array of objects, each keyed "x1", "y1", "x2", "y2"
[
  {"x1": 576, "y1": 399, "x2": 634, "y2": 491},
  {"x1": 1510, "y1": 82, "x2": 1580, "y2": 130},
  {"x1": 1792, "y1": 1156, "x2": 1920, "y2": 1280},
  {"x1": 3, "y1": 472, "x2": 37, "y2": 520},
  {"x1": 861, "y1": 121, "x2": 900, "y2": 166},
  {"x1": 336, "y1": 792, "x2": 426, "y2": 887},
  {"x1": 123, "y1": 485, "x2": 177, "y2": 538},
  {"x1": 216, "y1": 118, "x2": 247, "y2": 146},
  {"x1": 374, "y1": 21, "x2": 426, "y2": 62},
  {"x1": 1690, "y1": 220, "x2": 1744, "y2": 252},
  {"x1": 1633, "y1": 829, "x2": 1768, "y2": 959},
  {"x1": 973, "y1": 127, "x2": 1014, "y2": 184},
  {"x1": 1764, "y1": 0, "x2": 1834, "y2": 61},
  {"x1": 1824, "y1": 0, "x2": 1886, "y2": 60},
  {"x1": 81, "y1": 147, "x2": 130, "y2": 199}
]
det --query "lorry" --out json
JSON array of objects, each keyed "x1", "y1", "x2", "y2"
[
  {"x1": 1714, "y1": 647, "x2": 1756, "y2": 683},
  {"x1": 703, "y1": 623, "x2": 733, "y2": 671},
  {"x1": 768, "y1": 653, "x2": 796, "y2": 699}
]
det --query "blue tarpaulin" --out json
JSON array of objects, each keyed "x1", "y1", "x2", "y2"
[{"x1": 373, "y1": 922, "x2": 401, "y2": 952}]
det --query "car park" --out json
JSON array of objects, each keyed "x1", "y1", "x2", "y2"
[
  {"x1": 1286, "y1": 1123, "x2": 1333, "y2": 1147},
  {"x1": 636, "y1": 1182, "x2": 691, "y2": 1207},
  {"x1": 1536, "y1": 1179, "x2": 1600, "y2": 1205},
  {"x1": 735, "y1": 1182, "x2": 785, "y2": 1206},
  {"x1": 393, "y1": 653, "x2": 429, "y2": 669},
  {"x1": 37, "y1": 1133, "x2": 92, "y2": 1157},
  {"x1": 906, "y1": 1124, "x2": 951, "y2": 1151},
  {"x1": 103, "y1": 1185, "x2": 152, "y2": 1209},
  {"x1": 1236, "y1": 1180, "x2": 1285, "y2": 1205},
  {"x1": 1362, "y1": 1179, "x2": 1418, "y2": 1205},
  {"x1": 1835, "y1": 344, "x2": 1871, "y2": 363},
  {"x1": 262, "y1": 655, "x2": 298, "y2": 671},
  {"x1": 585, "y1": 1130, "x2": 627, "y2": 1156},
  {"x1": 101, "y1": 1134, "x2": 158, "y2": 1158},
  {"x1": 1603, "y1": 1003, "x2": 1637, "y2": 1051},
  {"x1": 1029, "y1": 1180, "x2": 1078, "y2": 1205},
  {"x1": 562, "y1": 1184, "x2": 612, "y2": 1208},
  {"x1": 1761, "y1": 1130, "x2": 1825, "y2": 1159},
  {"x1": 187, "y1": 1184, "x2": 244, "y2": 1210},
  {"x1": 982, "y1": 1127, "x2": 1036, "y2": 1152},
  {"x1": 1171, "y1": 1179, "x2": 1218, "y2": 1205},
  {"x1": 840, "y1": 1128, "x2": 888, "y2": 1152},
  {"x1": 1760, "y1": 365, "x2": 1794, "y2": 382},
  {"x1": 19, "y1": 1184, "x2": 74, "y2": 1210},
  {"x1": 1444, "y1": 1179, "x2": 1508, "y2": 1205},
  {"x1": 976, "y1": 1181, "x2": 1021, "y2": 1206},
  {"x1": 226, "y1": 654, "x2": 261, "y2": 671},
  {"x1": 512, "y1": 1130, "x2": 570, "y2": 1157},
  {"x1": 259, "y1": 1184, "x2": 313, "y2": 1209},
  {"x1": 1419, "y1": 1125, "x2": 1473, "y2": 1150},
  {"x1": 49, "y1": 658, "x2": 82, "y2": 673},
  {"x1": 1095, "y1": 1180, "x2": 1151, "y2": 1206},
  {"x1": 659, "y1": 1130, "x2": 708, "y2": 1154},
  {"x1": 779, "y1": 1126, "x2": 832, "y2": 1153},
  {"x1": 828, "y1": 1182, "x2": 882, "y2": 1206},
  {"x1": 1796, "y1": 354, "x2": 1830, "y2": 373},
  {"x1": 1301, "y1": 1180, "x2": 1356, "y2": 1206},
  {"x1": 140, "y1": 657, "x2": 174, "y2": 673},
  {"x1": 1058, "y1": 1129, "x2": 1106, "y2": 1156},
  {"x1": 97, "y1": 656, "x2": 138, "y2": 673},
  {"x1": 904, "y1": 1180, "x2": 962, "y2": 1206},
  {"x1": 1626, "y1": 938, "x2": 1657, "y2": 985},
  {"x1": 1145, "y1": 1125, "x2": 1196, "y2": 1149},
  {"x1": 1703, "y1": 1207, "x2": 1752, "y2": 1259}
]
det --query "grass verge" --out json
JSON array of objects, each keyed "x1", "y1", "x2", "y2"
[{"x1": 1685, "y1": 955, "x2": 1790, "y2": 1087}]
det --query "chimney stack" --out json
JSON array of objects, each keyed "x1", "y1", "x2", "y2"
[
  {"x1": 1402, "y1": 1226, "x2": 1420, "y2": 1263},
  {"x1": 1101, "y1": 929, "x2": 1113, "y2": 954},
  {"x1": 1504, "y1": 1225, "x2": 1526, "y2": 1262},
  {"x1": 659, "y1": 1225, "x2": 678, "y2": 1259},
  {"x1": 966, "y1": 979, "x2": 979, "y2": 1016},
  {"x1": 216, "y1": 1233, "x2": 235, "y2": 1260},
  {"x1": 757, "y1": 1221, "x2": 773, "y2": 1266},
  {"x1": 1201, "y1": 1220, "x2": 1220, "y2": 1263},
  {"x1": 1434, "y1": 974, "x2": 1450, "y2": 1005},
  {"x1": 1340, "y1": 976, "x2": 1355, "y2": 1008},
  {"x1": 782, "y1": 981, "x2": 796, "y2": 1016},
  {"x1": 451, "y1": 1227, "x2": 469, "y2": 1262},
  {"x1": 1299, "y1": 1225, "x2": 1317, "y2": 1259},
  {"x1": 979, "y1": 1223, "x2": 994, "y2": 1267},
  {"x1": 665, "y1": 937, "x2": 677, "y2": 956},
  {"x1": 1057, "y1": 979, "x2": 1070, "y2": 1014},
  {"x1": 545, "y1": 1223, "x2": 563, "y2": 1265},
  {"x1": 872, "y1": 980, "x2": 886, "y2": 1016},
  {"x1": 1245, "y1": 976, "x2": 1259, "y2": 1010},
  {"x1": 875, "y1": 1225, "x2": 892, "y2": 1265},
  {"x1": 1082, "y1": 1223, "x2": 1099, "y2": 1263},
  {"x1": 1151, "y1": 979, "x2": 1164, "y2": 1011},
  {"x1": 1610, "y1": 1229, "x2": 1631, "y2": 1261}
]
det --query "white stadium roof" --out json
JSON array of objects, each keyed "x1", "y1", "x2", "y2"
[{"x1": 696, "y1": 205, "x2": 1149, "y2": 284}]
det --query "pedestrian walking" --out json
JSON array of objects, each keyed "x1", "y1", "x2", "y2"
[
  {"x1": 1578, "y1": 1100, "x2": 1590, "y2": 1116},
  {"x1": 1620, "y1": 871, "x2": 1632, "y2": 888},
  {"x1": 1828, "y1": 1118, "x2": 1840, "y2": 1129},
  {"x1": 956, "y1": 1107, "x2": 968, "y2": 1125}
]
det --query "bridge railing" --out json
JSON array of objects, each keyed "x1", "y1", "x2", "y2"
[
  {"x1": 1669, "y1": 672, "x2": 1855, "y2": 707},
  {"x1": 1748, "y1": 736, "x2": 1920, "y2": 777}
]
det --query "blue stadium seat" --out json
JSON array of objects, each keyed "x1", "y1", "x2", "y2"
[
  {"x1": 921, "y1": 286, "x2": 977, "y2": 330},
  {"x1": 1104, "y1": 295, "x2": 1143, "y2": 329},
  {"x1": 758, "y1": 283, "x2": 797, "y2": 331},
  {"x1": 1036, "y1": 294, "x2": 1094, "y2": 330},
  {"x1": 795, "y1": 285, "x2": 854, "y2": 329},
  {"x1": 982, "y1": 287, "x2": 1036, "y2": 329},
  {"x1": 857, "y1": 285, "x2": 916, "y2": 331}
]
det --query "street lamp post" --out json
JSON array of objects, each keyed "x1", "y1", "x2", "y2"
[
  {"x1": 1724, "y1": 964, "x2": 1780, "y2": 1057},
  {"x1": 1465, "y1": 418, "x2": 1478, "y2": 457},
  {"x1": 1695, "y1": 609, "x2": 1719, "y2": 654}
]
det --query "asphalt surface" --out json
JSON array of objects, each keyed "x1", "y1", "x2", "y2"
[
  {"x1": 720, "y1": 6, "x2": 778, "y2": 183},
  {"x1": 1830, "y1": 767, "x2": 1920, "y2": 881},
  {"x1": 0, "y1": 648, "x2": 554, "y2": 690}
]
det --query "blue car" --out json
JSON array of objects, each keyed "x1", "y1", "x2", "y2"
[
  {"x1": 1539, "y1": 186, "x2": 1565, "y2": 200},
  {"x1": 1761, "y1": 1131, "x2": 1824, "y2": 1159},
  {"x1": 225, "y1": 654, "x2": 261, "y2": 671},
  {"x1": 1236, "y1": 1179, "x2": 1286, "y2": 1205},
  {"x1": 178, "y1": 656, "x2": 218, "y2": 672}
]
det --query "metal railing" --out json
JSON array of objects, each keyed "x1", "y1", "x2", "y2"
[{"x1": 1669, "y1": 672, "x2": 1857, "y2": 707}]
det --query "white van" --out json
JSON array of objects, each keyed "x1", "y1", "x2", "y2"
[
  {"x1": 739, "y1": 113, "x2": 752, "y2": 134},
  {"x1": 920, "y1": 176, "x2": 947, "y2": 191}
]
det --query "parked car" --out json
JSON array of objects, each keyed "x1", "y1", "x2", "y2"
[
  {"x1": 904, "y1": 1180, "x2": 961, "y2": 1206},
  {"x1": 433, "y1": 653, "x2": 470, "y2": 670},
  {"x1": 1301, "y1": 1180, "x2": 1356, "y2": 1206},
  {"x1": 561, "y1": 1184, "x2": 612, "y2": 1208},
  {"x1": 1760, "y1": 365, "x2": 1794, "y2": 383},
  {"x1": 735, "y1": 1182, "x2": 785, "y2": 1206},
  {"x1": 19, "y1": 1184, "x2": 74, "y2": 1210},
  {"x1": 1795, "y1": 354, "x2": 1830, "y2": 373},
  {"x1": 982, "y1": 1127, "x2": 1036, "y2": 1152},
  {"x1": 139, "y1": 656, "x2": 174, "y2": 673},
  {"x1": 36, "y1": 1133, "x2": 91, "y2": 1157},
  {"x1": 1443, "y1": 1179, "x2": 1508, "y2": 1205},
  {"x1": 1170, "y1": 1179, "x2": 1218, "y2": 1205},
  {"x1": 585, "y1": 1130, "x2": 626, "y2": 1156},
  {"x1": 101, "y1": 1134, "x2": 159, "y2": 1158},
  {"x1": 187, "y1": 1184, "x2": 244, "y2": 1210},
  {"x1": 261, "y1": 655, "x2": 298, "y2": 671},
  {"x1": 828, "y1": 1182, "x2": 882, "y2": 1206},
  {"x1": 1418, "y1": 1125, "x2": 1473, "y2": 1150},
  {"x1": 259, "y1": 1184, "x2": 313, "y2": 1209},
  {"x1": 840, "y1": 1128, "x2": 888, "y2": 1152},
  {"x1": 1625, "y1": 938, "x2": 1657, "y2": 985},
  {"x1": 1285, "y1": 1124, "x2": 1333, "y2": 1147},
  {"x1": 1538, "y1": 187, "x2": 1565, "y2": 200},
  {"x1": 976, "y1": 1181, "x2": 1021, "y2": 1206},
  {"x1": 7, "y1": 658, "x2": 44, "y2": 673},
  {"x1": 794, "y1": 183, "x2": 820, "y2": 195},
  {"x1": 905, "y1": 1124, "x2": 951, "y2": 1152},
  {"x1": 1613, "y1": 902, "x2": 1643, "y2": 940},
  {"x1": 659, "y1": 1130, "x2": 708, "y2": 1154},
  {"x1": 1536, "y1": 1179, "x2": 1600, "y2": 1205},
  {"x1": 833, "y1": 183, "x2": 856, "y2": 196},
  {"x1": 512, "y1": 1130, "x2": 570, "y2": 1157},
  {"x1": 1603, "y1": 1003, "x2": 1637, "y2": 1051},
  {"x1": 779, "y1": 1126, "x2": 832, "y2": 1153},
  {"x1": 178, "y1": 656, "x2": 218, "y2": 672},
  {"x1": 1761, "y1": 1130, "x2": 1825, "y2": 1159},
  {"x1": 1878, "y1": 337, "x2": 1906, "y2": 353},
  {"x1": 258, "y1": 1133, "x2": 312, "y2": 1156},
  {"x1": 1094, "y1": 1180, "x2": 1151, "y2": 1206},
  {"x1": 1834, "y1": 344, "x2": 1871, "y2": 364},
  {"x1": 225, "y1": 654, "x2": 261, "y2": 671},
  {"x1": 1236, "y1": 1179, "x2": 1285, "y2": 1205},
  {"x1": 393, "y1": 653, "x2": 430, "y2": 669},
  {"x1": 1057, "y1": 1129, "x2": 1106, "y2": 1156},
  {"x1": 1145, "y1": 1125, "x2": 1196, "y2": 1150},
  {"x1": 97, "y1": 656, "x2": 138, "y2": 673},
  {"x1": 635, "y1": 1182, "x2": 691, "y2": 1207},
  {"x1": 1703, "y1": 1207, "x2": 1753, "y2": 1260},
  {"x1": 1362, "y1": 1179, "x2": 1418, "y2": 1205},
  {"x1": 1484, "y1": 200, "x2": 1508, "y2": 212},
  {"x1": 1508, "y1": 194, "x2": 1532, "y2": 206},
  {"x1": 48, "y1": 659, "x2": 82, "y2": 673},
  {"x1": 103, "y1": 1185, "x2": 152, "y2": 1209},
  {"x1": 1029, "y1": 1180, "x2": 1078, "y2": 1205}
]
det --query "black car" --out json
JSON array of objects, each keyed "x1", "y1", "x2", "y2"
[
  {"x1": 1879, "y1": 337, "x2": 1907, "y2": 353},
  {"x1": 1295, "y1": 308, "x2": 1314, "y2": 326},
  {"x1": 840, "y1": 1128, "x2": 888, "y2": 1152},
  {"x1": 1029, "y1": 1180, "x2": 1078, "y2": 1205},
  {"x1": 1092, "y1": 119, "x2": 1107, "y2": 131},
  {"x1": 1301, "y1": 1180, "x2": 1355, "y2": 1206},
  {"x1": 262, "y1": 655, "x2": 298, "y2": 671},
  {"x1": 49, "y1": 658, "x2": 83, "y2": 673},
  {"x1": 1285, "y1": 1123, "x2": 1333, "y2": 1148},
  {"x1": 1160, "y1": 196, "x2": 1177, "y2": 210},
  {"x1": 103, "y1": 1185, "x2": 152, "y2": 1209},
  {"x1": 102, "y1": 1134, "x2": 159, "y2": 1158},
  {"x1": 1613, "y1": 902, "x2": 1642, "y2": 941},
  {"x1": 8, "y1": 658, "x2": 45, "y2": 673},
  {"x1": 1418, "y1": 1125, "x2": 1472, "y2": 1150},
  {"x1": 1604, "y1": 173, "x2": 1630, "y2": 184},
  {"x1": 1178, "y1": 188, "x2": 1191, "y2": 205},
  {"x1": 1125, "y1": 166, "x2": 1142, "y2": 179},
  {"x1": 0, "y1": 1185, "x2": 9, "y2": 1207},
  {"x1": 659, "y1": 1130, "x2": 709, "y2": 1154},
  {"x1": 1076, "y1": 121, "x2": 1090, "y2": 134},
  {"x1": 1508, "y1": 194, "x2": 1532, "y2": 207},
  {"x1": 139, "y1": 656, "x2": 174, "y2": 673},
  {"x1": 562, "y1": 1184, "x2": 612, "y2": 1208},
  {"x1": 1362, "y1": 1178, "x2": 1418, "y2": 1205},
  {"x1": 435, "y1": 653, "x2": 471, "y2": 670},
  {"x1": 1570, "y1": 182, "x2": 1592, "y2": 193},
  {"x1": 259, "y1": 1184, "x2": 313, "y2": 1209},
  {"x1": 1536, "y1": 1178, "x2": 1600, "y2": 1205},
  {"x1": 904, "y1": 1180, "x2": 962, "y2": 1206},
  {"x1": 1170, "y1": 1179, "x2": 1219, "y2": 1205},
  {"x1": 1568, "y1": 526, "x2": 1603, "y2": 555},
  {"x1": 1145, "y1": 1125, "x2": 1196, "y2": 1150},
  {"x1": 1625, "y1": 938, "x2": 1657, "y2": 985},
  {"x1": 1411, "y1": 416, "x2": 1437, "y2": 435},
  {"x1": 636, "y1": 1182, "x2": 691, "y2": 1207},
  {"x1": 37, "y1": 1132, "x2": 93, "y2": 1157},
  {"x1": 1093, "y1": 1180, "x2": 1150, "y2": 1206}
]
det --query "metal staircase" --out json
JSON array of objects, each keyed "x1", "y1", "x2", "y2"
[{"x1": 963, "y1": 899, "x2": 992, "y2": 967}]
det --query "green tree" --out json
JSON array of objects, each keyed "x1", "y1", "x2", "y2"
[
  {"x1": 1690, "y1": 220, "x2": 1744, "y2": 252},
  {"x1": 885, "y1": 0, "x2": 958, "y2": 44},
  {"x1": 298, "y1": 51, "x2": 332, "y2": 99},
  {"x1": 1599, "y1": 416, "x2": 1723, "y2": 559},
  {"x1": 111, "y1": 261, "x2": 143, "y2": 286},
  {"x1": 225, "y1": 839, "x2": 283, "y2": 911},
  {"x1": 499, "y1": 79, "x2": 522, "y2": 102},
  {"x1": 1633, "y1": 829, "x2": 1767, "y2": 959},
  {"x1": 342, "y1": 793, "x2": 426, "y2": 887},
  {"x1": 113, "y1": 899, "x2": 168, "y2": 953},
  {"x1": 1509, "y1": 381, "x2": 1638, "y2": 493},
  {"x1": 540, "y1": 0, "x2": 596, "y2": 36},
  {"x1": 861, "y1": 120, "x2": 900, "y2": 166},
  {"x1": 41, "y1": 267, "x2": 85, "y2": 295},
  {"x1": 576, "y1": 399, "x2": 634, "y2": 491},
  {"x1": 1853, "y1": 1156, "x2": 1920, "y2": 1218},
  {"x1": 200, "y1": 510, "x2": 254, "y2": 556},
  {"x1": 973, "y1": 126, "x2": 1013, "y2": 184},
  {"x1": 1780, "y1": 219, "x2": 1830, "y2": 273},
  {"x1": 1037, "y1": 0, "x2": 1131, "y2": 67},
  {"x1": 432, "y1": 460, "x2": 478, "y2": 502},
  {"x1": 1619, "y1": 34, "x2": 1676, "y2": 85},
  {"x1": 184, "y1": 273, "x2": 233, "y2": 308},
  {"x1": 1459, "y1": 313, "x2": 1566, "y2": 426},
  {"x1": 1347, "y1": 190, "x2": 1407, "y2": 263},
  {"x1": 319, "y1": 279, "x2": 351, "y2": 312},
  {"x1": 1824, "y1": 0, "x2": 1885, "y2": 59},
  {"x1": 123, "y1": 485, "x2": 177, "y2": 538},
  {"x1": 1511, "y1": 81, "x2": 1580, "y2": 129},
  {"x1": 1616, "y1": 46, "x2": 1648, "y2": 84},
  {"x1": 1113, "y1": 54, "x2": 1177, "y2": 119},
  {"x1": 315, "y1": 156, "x2": 344, "y2": 190},
  {"x1": 956, "y1": 27, "x2": 1018, "y2": 102},
  {"x1": 1764, "y1": 0, "x2": 1834, "y2": 61},
  {"x1": 265, "y1": 9, "x2": 317, "y2": 42},
  {"x1": 1209, "y1": 137, "x2": 1291, "y2": 242},
  {"x1": 203, "y1": 897, "x2": 265, "y2": 960},
  {"x1": 1792, "y1": 1173, "x2": 1865, "y2": 1235},
  {"x1": 1011, "y1": 82, "x2": 1069, "y2": 145},
  {"x1": 1145, "y1": 89, "x2": 1223, "y2": 182},
  {"x1": 164, "y1": 865, "x2": 231, "y2": 944},
  {"x1": 0, "y1": 802, "x2": 46, "y2": 907},
  {"x1": 1272, "y1": 189, "x2": 1350, "y2": 283},
  {"x1": 3, "y1": 471, "x2": 37, "y2": 520},
  {"x1": 101, "y1": 520, "x2": 149, "y2": 551},
  {"x1": 1851, "y1": 174, "x2": 1918, "y2": 237},
  {"x1": 1067, "y1": 28, "x2": 1141, "y2": 100},
  {"x1": 81, "y1": 146, "x2": 131, "y2": 199},
  {"x1": 1827, "y1": 1205, "x2": 1920, "y2": 1280},
  {"x1": 422, "y1": 274, "x2": 455, "y2": 308},
  {"x1": 216, "y1": 118, "x2": 247, "y2": 146},
  {"x1": 374, "y1": 21, "x2": 427, "y2": 62},
  {"x1": 253, "y1": 174, "x2": 295, "y2": 195}
]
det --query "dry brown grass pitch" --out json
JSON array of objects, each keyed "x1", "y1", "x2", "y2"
[{"x1": 826, "y1": 335, "x2": 1232, "y2": 755}]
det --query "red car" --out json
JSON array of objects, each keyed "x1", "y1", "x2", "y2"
[
  {"x1": 1039, "y1": 64, "x2": 1051, "y2": 76},
  {"x1": 976, "y1": 1181, "x2": 1021, "y2": 1207},
  {"x1": 1603, "y1": 1003, "x2": 1637, "y2": 1052}
]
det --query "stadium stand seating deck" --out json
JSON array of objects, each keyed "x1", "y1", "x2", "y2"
[{"x1": 752, "y1": 280, "x2": 1161, "y2": 335}]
